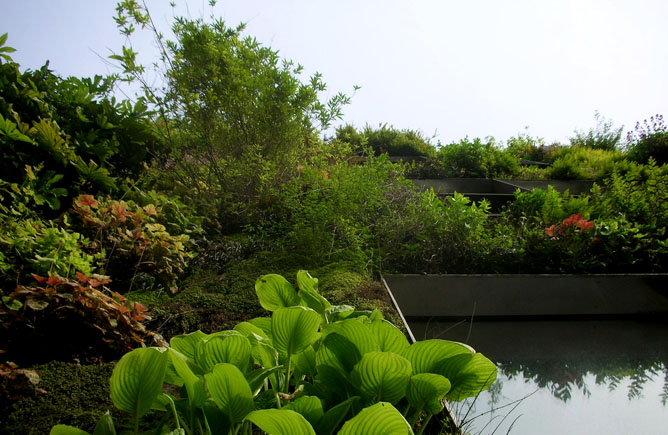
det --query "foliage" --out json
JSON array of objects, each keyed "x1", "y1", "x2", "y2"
[
  {"x1": 70, "y1": 194, "x2": 194, "y2": 293},
  {"x1": 505, "y1": 130, "x2": 552, "y2": 163},
  {"x1": 335, "y1": 124, "x2": 436, "y2": 157},
  {"x1": 549, "y1": 146, "x2": 625, "y2": 180},
  {"x1": 569, "y1": 112, "x2": 623, "y2": 151},
  {"x1": 53, "y1": 270, "x2": 497, "y2": 435},
  {"x1": 0, "y1": 273, "x2": 165, "y2": 366},
  {"x1": 437, "y1": 137, "x2": 520, "y2": 178},
  {"x1": 112, "y1": 2, "x2": 356, "y2": 230},
  {"x1": 0, "y1": 34, "x2": 159, "y2": 214},
  {"x1": 626, "y1": 114, "x2": 668, "y2": 164}
]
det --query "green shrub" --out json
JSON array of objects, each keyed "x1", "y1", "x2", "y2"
[
  {"x1": 626, "y1": 114, "x2": 668, "y2": 164},
  {"x1": 549, "y1": 146, "x2": 625, "y2": 180},
  {"x1": 569, "y1": 112, "x2": 623, "y2": 151},
  {"x1": 438, "y1": 137, "x2": 520, "y2": 178},
  {"x1": 335, "y1": 124, "x2": 436, "y2": 157}
]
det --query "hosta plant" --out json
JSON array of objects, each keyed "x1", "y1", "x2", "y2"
[{"x1": 51, "y1": 271, "x2": 497, "y2": 434}]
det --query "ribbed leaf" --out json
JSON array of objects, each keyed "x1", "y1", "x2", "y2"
[
  {"x1": 402, "y1": 340, "x2": 474, "y2": 374},
  {"x1": 322, "y1": 318, "x2": 380, "y2": 359},
  {"x1": 255, "y1": 274, "x2": 300, "y2": 311},
  {"x1": 406, "y1": 373, "x2": 451, "y2": 415},
  {"x1": 50, "y1": 425, "x2": 90, "y2": 435},
  {"x1": 170, "y1": 330, "x2": 208, "y2": 359},
  {"x1": 92, "y1": 411, "x2": 116, "y2": 435},
  {"x1": 350, "y1": 351, "x2": 412, "y2": 404},
  {"x1": 195, "y1": 331, "x2": 252, "y2": 373},
  {"x1": 204, "y1": 363, "x2": 254, "y2": 423},
  {"x1": 338, "y1": 402, "x2": 413, "y2": 435},
  {"x1": 292, "y1": 345, "x2": 317, "y2": 379},
  {"x1": 368, "y1": 319, "x2": 410, "y2": 354},
  {"x1": 297, "y1": 270, "x2": 332, "y2": 315},
  {"x1": 283, "y1": 395, "x2": 324, "y2": 428},
  {"x1": 169, "y1": 349, "x2": 207, "y2": 406},
  {"x1": 110, "y1": 347, "x2": 168, "y2": 418},
  {"x1": 316, "y1": 396, "x2": 359, "y2": 435},
  {"x1": 434, "y1": 353, "x2": 497, "y2": 401},
  {"x1": 316, "y1": 332, "x2": 361, "y2": 374},
  {"x1": 271, "y1": 306, "x2": 321, "y2": 358},
  {"x1": 245, "y1": 409, "x2": 316, "y2": 434},
  {"x1": 248, "y1": 317, "x2": 273, "y2": 338},
  {"x1": 234, "y1": 321, "x2": 271, "y2": 343}
]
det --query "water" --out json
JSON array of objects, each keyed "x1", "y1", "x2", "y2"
[{"x1": 408, "y1": 319, "x2": 668, "y2": 434}]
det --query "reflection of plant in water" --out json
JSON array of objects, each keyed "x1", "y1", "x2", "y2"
[{"x1": 499, "y1": 359, "x2": 668, "y2": 404}]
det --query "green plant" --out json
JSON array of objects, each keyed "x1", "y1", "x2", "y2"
[
  {"x1": 626, "y1": 114, "x2": 668, "y2": 164},
  {"x1": 549, "y1": 146, "x2": 624, "y2": 180},
  {"x1": 438, "y1": 137, "x2": 520, "y2": 178},
  {"x1": 1, "y1": 273, "x2": 164, "y2": 366},
  {"x1": 335, "y1": 124, "x2": 436, "y2": 157},
  {"x1": 569, "y1": 112, "x2": 623, "y2": 151},
  {"x1": 53, "y1": 270, "x2": 497, "y2": 434}
]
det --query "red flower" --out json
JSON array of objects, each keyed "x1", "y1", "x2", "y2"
[
  {"x1": 561, "y1": 213, "x2": 584, "y2": 228},
  {"x1": 545, "y1": 225, "x2": 557, "y2": 237},
  {"x1": 576, "y1": 219, "x2": 595, "y2": 231}
]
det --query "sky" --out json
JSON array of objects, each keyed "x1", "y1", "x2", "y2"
[{"x1": 2, "y1": 0, "x2": 668, "y2": 146}]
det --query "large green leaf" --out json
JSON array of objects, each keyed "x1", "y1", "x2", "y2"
[
  {"x1": 368, "y1": 319, "x2": 410, "y2": 354},
  {"x1": 434, "y1": 353, "x2": 497, "y2": 401},
  {"x1": 169, "y1": 349, "x2": 207, "y2": 406},
  {"x1": 50, "y1": 426, "x2": 90, "y2": 435},
  {"x1": 195, "y1": 331, "x2": 252, "y2": 373},
  {"x1": 322, "y1": 318, "x2": 380, "y2": 359},
  {"x1": 297, "y1": 270, "x2": 332, "y2": 315},
  {"x1": 337, "y1": 402, "x2": 413, "y2": 435},
  {"x1": 170, "y1": 330, "x2": 208, "y2": 360},
  {"x1": 248, "y1": 317, "x2": 273, "y2": 338},
  {"x1": 245, "y1": 409, "x2": 316, "y2": 434},
  {"x1": 292, "y1": 345, "x2": 317, "y2": 379},
  {"x1": 204, "y1": 363, "x2": 255, "y2": 423},
  {"x1": 255, "y1": 274, "x2": 300, "y2": 311},
  {"x1": 402, "y1": 339, "x2": 474, "y2": 374},
  {"x1": 350, "y1": 351, "x2": 412, "y2": 404},
  {"x1": 92, "y1": 411, "x2": 116, "y2": 435},
  {"x1": 234, "y1": 321, "x2": 271, "y2": 343},
  {"x1": 316, "y1": 332, "x2": 361, "y2": 374},
  {"x1": 109, "y1": 347, "x2": 168, "y2": 418},
  {"x1": 283, "y1": 395, "x2": 324, "y2": 428},
  {"x1": 406, "y1": 373, "x2": 451, "y2": 415},
  {"x1": 316, "y1": 396, "x2": 359, "y2": 435},
  {"x1": 271, "y1": 306, "x2": 321, "y2": 358}
]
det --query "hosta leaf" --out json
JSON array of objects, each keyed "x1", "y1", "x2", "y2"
[
  {"x1": 316, "y1": 396, "x2": 359, "y2": 435},
  {"x1": 297, "y1": 270, "x2": 331, "y2": 315},
  {"x1": 168, "y1": 349, "x2": 206, "y2": 406},
  {"x1": 271, "y1": 306, "x2": 321, "y2": 358},
  {"x1": 204, "y1": 363, "x2": 254, "y2": 423},
  {"x1": 402, "y1": 339, "x2": 474, "y2": 374},
  {"x1": 245, "y1": 409, "x2": 316, "y2": 435},
  {"x1": 92, "y1": 410, "x2": 116, "y2": 435},
  {"x1": 50, "y1": 425, "x2": 91, "y2": 435},
  {"x1": 110, "y1": 347, "x2": 168, "y2": 418},
  {"x1": 292, "y1": 345, "x2": 317, "y2": 379},
  {"x1": 283, "y1": 395, "x2": 324, "y2": 428},
  {"x1": 316, "y1": 332, "x2": 361, "y2": 374},
  {"x1": 195, "y1": 331, "x2": 252, "y2": 373},
  {"x1": 337, "y1": 402, "x2": 413, "y2": 435},
  {"x1": 255, "y1": 274, "x2": 300, "y2": 311},
  {"x1": 406, "y1": 373, "x2": 451, "y2": 415},
  {"x1": 234, "y1": 321, "x2": 270, "y2": 343},
  {"x1": 368, "y1": 319, "x2": 410, "y2": 354},
  {"x1": 170, "y1": 330, "x2": 208, "y2": 359},
  {"x1": 434, "y1": 353, "x2": 497, "y2": 401},
  {"x1": 248, "y1": 317, "x2": 273, "y2": 338},
  {"x1": 322, "y1": 317, "x2": 380, "y2": 359},
  {"x1": 350, "y1": 351, "x2": 412, "y2": 404}
]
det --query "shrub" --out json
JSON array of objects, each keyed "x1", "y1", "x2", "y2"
[
  {"x1": 549, "y1": 146, "x2": 625, "y2": 180},
  {"x1": 335, "y1": 124, "x2": 436, "y2": 157},
  {"x1": 0, "y1": 273, "x2": 164, "y2": 366},
  {"x1": 626, "y1": 114, "x2": 668, "y2": 164},
  {"x1": 569, "y1": 112, "x2": 623, "y2": 151},
  {"x1": 438, "y1": 137, "x2": 520, "y2": 178}
]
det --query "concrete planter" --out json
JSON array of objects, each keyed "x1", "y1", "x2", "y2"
[{"x1": 381, "y1": 273, "x2": 668, "y2": 358}]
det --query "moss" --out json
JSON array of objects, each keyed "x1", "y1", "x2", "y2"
[{"x1": 1, "y1": 361, "x2": 115, "y2": 435}]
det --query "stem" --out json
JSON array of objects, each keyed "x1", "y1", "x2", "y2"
[
  {"x1": 416, "y1": 413, "x2": 433, "y2": 435},
  {"x1": 409, "y1": 405, "x2": 424, "y2": 428},
  {"x1": 283, "y1": 354, "x2": 292, "y2": 395}
]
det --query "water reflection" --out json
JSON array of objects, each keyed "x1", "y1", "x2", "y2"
[{"x1": 407, "y1": 319, "x2": 668, "y2": 433}]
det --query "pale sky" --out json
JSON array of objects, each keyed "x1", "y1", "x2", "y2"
[{"x1": 2, "y1": 0, "x2": 668, "y2": 145}]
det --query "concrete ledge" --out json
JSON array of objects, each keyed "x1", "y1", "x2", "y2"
[{"x1": 383, "y1": 274, "x2": 668, "y2": 319}]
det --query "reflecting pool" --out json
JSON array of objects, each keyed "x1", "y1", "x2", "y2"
[{"x1": 408, "y1": 320, "x2": 668, "y2": 434}]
